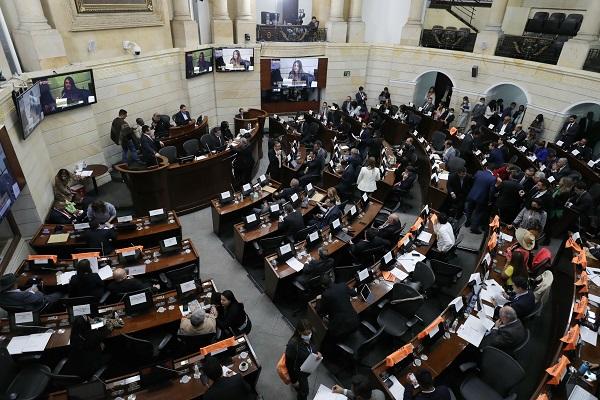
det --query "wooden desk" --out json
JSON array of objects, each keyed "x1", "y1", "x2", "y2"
[
  {"x1": 163, "y1": 116, "x2": 209, "y2": 155},
  {"x1": 0, "y1": 281, "x2": 218, "y2": 351},
  {"x1": 48, "y1": 334, "x2": 261, "y2": 400},
  {"x1": 116, "y1": 123, "x2": 263, "y2": 215},
  {"x1": 16, "y1": 239, "x2": 199, "y2": 289},
  {"x1": 305, "y1": 113, "x2": 337, "y2": 153},
  {"x1": 210, "y1": 180, "x2": 281, "y2": 235},
  {"x1": 232, "y1": 189, "x2": 323, "y2": 263},
  {"x1": 370, "y1": 108, "x2": 410, "y2": 146},
  {"x1": 548, "y1": 142, "x2": 600, "y2": 184},
  {"x1": 81, "y1": 164, "x2": 109, "y2": 195},
  {"x1": 263, "y1": 198, "x2": 384, "y2": 300},
  {"x1": 235, "y1": 108, "x2": 267, "y2": 160},
  {"x1": 30, "y1": 212, "x2": 182, "y2": 258}
]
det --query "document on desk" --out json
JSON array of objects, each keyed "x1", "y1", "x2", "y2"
[
  {"x1": 386, "y1": 375, "x2": 406, "y2": 399},
  {"x1": 438, "y1": 172, "x2": 449, "y2": 181},
  {"x1": 262, "y1": 185, "x2": 277, "y2": 194},
  {"x1": 76, "y1": 170, "x2": 93, "y2": 177},
  {"x1": 581, "y1": 325, "x2": 598, "y2": 346},
  {"x1": 7, "y1": 332, "x2": 53, "y2": 355},
  {"x1": 390, "y1": 267, "x2": 408, "y2": 281},
  {"x1": 56, "y1": 270, "x2": 77, "y2": 285},
  {"x1": 286, "y1": 257, "x2": 304, "y2": 272},
  {"x1": 589, "y1": 294, "x2": 600, "y2": 306},
  {"x1": 311, "y1": 193, "x2": 326, "y2": 203},
  {"x1": 457, "y1": 315, "x2": 489, "y2": 347},
  {"x1": 499, "y1": 232, "x2": 513, "y2": 242},
  {"x1": 300, "y1": 352, "x2": 322, "y2": 373},
  {"x1": 47, "y1": 233, "x2": 70, "y2": 244},
  {"x1": 416, "y1": 231, "x2": 432, "y2": 243},
  {"x1": 98, "y1": 265, "x2": 113, "y2": 281},
  {"x1": 313, "y1": 385, "x2": 346, "y2": 400},
  {"x1": 397, "y1": 253, "x2": 426, "y2": 273},
  {"x1": 450, "y1": 296, "x2": 464, "y2": 312},
  {"x1": 568, "y1": 385, "x2": 598, "y2": 400}
]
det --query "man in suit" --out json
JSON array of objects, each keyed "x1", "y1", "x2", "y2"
[
  {"x1": 527, "y1": 178, "x2": 553, "y2": 212},
  {"x1": 459, "y1": 122, "x2": 476, "y2": 156},
  {"x1": 299, "y1": 150, "x2": 323, "y2": 186},
  {"x1": 315, "y1": 198, "x2": 342, "y2": 229},
  {"x1": 0, "y1": 273, "x2": 62, "y2": 312},
  {"x1": 342, "y1": 96, "x2": 353, "y2": 115},
  {"x1": 279, "y1": 203, "x2": 305, "y2": 241},
  {"x1": 511, "y1": 124, "x2": 527, "y2": 145},
  {"x1": 151, "y1": 113, "x2": 172, "y2": 138},
  {"x1": 392, "y1": 167, "x2": 417, "y2": 202},
  {"x1": 471, "y1": 97, "x2": 486, "y2": 126},
  {"x1": 174, "y1": 104, "x2": 193, "y2": 126},
  {"x1": 274, "y1": 178, "x2": 301, "y2": 203},
  {"x1": 559, "y1": 115, "x2": 579, "y2": 146},
  {"x1": 551, "y1": 157, "x2": 571, "y2": 181},
  {"x1": 81, "y1": 221, "x2": 116, "y2": 255},
  {"x1": 480, "y1": 306, "x2": 526, "y2": 354},
  {"x1": 140, "y1": 125, "x2": 163, "y2": 166},
  {"x1": 445, "y1": 167, "x2": 473, "y2": 218},
  {"x1": 355, "y1": 122, "x2": 373, "y2": 159},
  {"x1": 487, "y1": 141, "x2": 505, "y2": 169},
  {"x1": 569, "y1": 181, "x2": 594, "y2": 231},
  {"x1": 267, "y1": 140, "x2": 285, "y2": 183},
  {"x1": 203, "y1": 356, "x2": 256, "y2": 400},
  {"x1": 355, "y1": 86, "x2": 367, "y2": 109},
  {"x1": 421, "y1": 97, "x2": 434, "y2": 114},
  {"x1": 441, "y1": 140, "x2": 458, "y2": 164},
  {"x1": 317, "y1": 280, "x2": 359, "y2": 339},
  {"x1": 350, "y1": 228, "x2": 389, "y2": 260},
  {"x1": 504, "y1": 276, "x2": 535, "y2": 319},
  {"x1": 465, "y1": 165, "x2": 497, "y2": 234},
  {"x1": 336, "y1": 159, "x2": 356, "y2": 200},
  {"x1": 375, "y1": 213, "x2": 403, "y2": 244},
  {"x1": 295, "y1": 247, "x2": 335, "y2": 288},
  {"x1": 205, "y1": 126, "x2": 227, "y2": 151},
  {"x1": 496, "y1": 115, "x2": 515, "y2": 136},
  {"x1": 313, "y1": 140, "x2": 327, "y2": 167},
  {"x1": 107, "y1": 268, "x2": 148, "y2": 300},
  {"x1": 495, "y1": 170, "x2": 524, "y2": 224},
  {"x1": 110, "y1": 109, "x2": 127, "y2": 145},
  {"x1": 570, "y1": 138, "x2": 593, "y2": 161},
  {"x1": 519, "y1": 167, "x2": 536, "y2": 193}
]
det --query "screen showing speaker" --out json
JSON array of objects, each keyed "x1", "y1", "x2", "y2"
[
  {"x1": 185, "y1": 48, "x2": 214, "y2": 79},
  {"x1": 271, "y1": 58, "x2": 319, "y2": 88},
  {"x1": 31, "y1": 69, "x2": 97, "y2": 116},
  {"x1": 13, "y1": 82, "x2": 44, "y2": 140},
  {"x1": 215, "y1": 48, "x2": 254, "y2": 72}
]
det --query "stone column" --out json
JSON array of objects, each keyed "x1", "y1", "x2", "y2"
[
  {"x1": 327, "y1": 0, "x2": 347, "y2": 43},
  {"x1": 558, "y1": 0, "x2": 600, "y2": 69},
  {"x1": 474, "y1": 0, "x2": 509, "y2": 55},
  {"x1": 11, "y1": 0, "x2": 68, "y2": 70},
  {"x1": 211, "y1": 0, "x2": 234, "y2": 43},
  {"x1": 234, "y1": 0, "x2": 255, "y2": 43},
  {"x1": 171, "y1": 0, "x2": 199, "y2": 49},
  {"x1": 400, "y1": 0, "x2": 426, "y2": 46},
  {"x1": 347, "y1": 0, "x2": 365, "y2": 43}
]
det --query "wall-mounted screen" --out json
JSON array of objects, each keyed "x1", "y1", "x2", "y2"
[
  {"x1": 0, "y1": 140, "x2": 19, "y2": 220},
  {"x1": 185, "y1": 48, "x2": 213, "y2": 79},
  {"x1": 13, "y1": 82, "x2": 44, "y2": 140},
  {"x1": 271, "y1": 58, "x2": 319, "y2": 88},
  {"x1": 215, "y1": 48, "x2": 255, "y2": 72},
  {"x1": 31, "y1": 69, "x2": 97, "y2": 116}
]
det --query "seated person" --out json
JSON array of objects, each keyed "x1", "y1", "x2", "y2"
[
  {"x1": 178, "y1": 308, "x2": 217, "y2": 336},
  {"x1": 48, "y1": 201, "x2": 83, "y2": 224},
  {"x1": 80, "y1": 220, "x2": 116, "y2": 255},
  {"x1": 151, "y1": 113, "x2": 172, "y2": 138},
  {"x1": 279, "y1": 203, "x2": 305, "y2": 240},
  {"x1": 511, "y1": 199, "x2": 547, "y2": 236},
  {"x1": 500, "y1": 251, "x2": 528, "y2": 289},
  {"x1": 106, "y1": 268, "x2": 148, "y2": 298},
  {"x1": 87, "y1": 200, "x2": 117, "y2": 225},
  {"x1": 295, "y1": 247, "x2": 334, "y2": 288},
  {"x1": 203, "y1": 356, "x2": 256, "y2": 400},
  {"x1": 392, "y1": 167, "x2": 417, "y2": 199},
  {"x1": 317, "y1": 280, "x2": 359, "y2": 339},
  {"x1": 310, "y1": 197, "x2": 342, "y2": 229},
  {"x1": 53, "y1": 168, "x2": 84, "y2": 205},
  {"x1": 69, "y1": 259, "x2": 104, "y2": 301},
  {"x1": 335, "y1": 159, "x2": 356, "y2": 200},
  {"x1": 332, "y1": 374, "x2": 385, "y2": 400},
  {"x1": 402, "y1": 369, "x2": 451, "y2": 400},
  {"x1": 205, "y1": 126, "x2": 227, "y2": 151},
  {"x1": 479, "y1": 305, "x2": 526, "y2": 354},
  {"x1": 0, "y1": 273, "x2": 62, "y2": 311},
  {"x1": 299, "y1": 150, "x2": 323, "y2": 186},
  {"x1": 220, "y1": 121, "x2": 234, "y2": 141},
  {"x1": 375, "y1": 212, "x2": 403, "y2": 243},
  {"x1": 174, "y1": 104, "x2": 194, "y2": 126},
  {"x1": 274, "y1": 178, "x2": 302, "y2": 203},
  {"x1": 496, "y1": 276, "x2": 535, "y2": 319},
  {"x1": 570, "y1": 138, "x2": 593, "y2": 161},
  {"x1": 350, "y1": 228, "x2": 389, "y2": 259},
  {"x1": 551, "y1": 157, "x2": 571, "y2": 181},
  {"x1": 61, "y1": 316, "x2": 110, "y2": 380},
  {"x1": 431, "y1": 213, "x2": 455, "y2": 256},
  {"x1": 487, "y1": 141, "x2": 505, "y2": 169}
]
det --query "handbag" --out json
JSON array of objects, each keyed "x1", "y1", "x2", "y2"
[{"x1": 276, "y1": 353, "x2": 291, "y2": 385}]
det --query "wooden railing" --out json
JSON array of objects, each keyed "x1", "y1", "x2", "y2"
[{"x1": 256, "y1": 25, "x2": 327, "y2": 42}]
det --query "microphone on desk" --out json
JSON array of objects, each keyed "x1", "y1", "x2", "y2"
[
  {"x1": 156, "y1": 364, "x2": 181, "y2": 374},
  {"x1": 12, "y1": 324, "x2": 54, "y2": 331}
]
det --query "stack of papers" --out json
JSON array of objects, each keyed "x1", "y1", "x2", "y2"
[
  {"x1": 389, "y1": 267, "x2": 408, "y2": 281},
  {"x1": 439, "y1": 172, "x2": 449, "y2": 180},
  {"x1": 286, "y1": 257, "x2": 304, "y2": 272},
  {"x1": 98, "y1": 265, "x2": 113, "y2": 280},
  {"x1": 300, "y1": 353, "x2": 322, "y2": 373},
  {"x1": 7, "y1": 332, "x2": 53, "y2": 355},
  {"x1": 76, "y1": 170, "x2": 93, "y2": 177},
  {"x1": 479, "y1": 280, "x2": 508, "y2": 306},
  {"x1": 47, "y1": 233, "x2": 69, "y2": 244},
  {"x1": 397, "y1": 252, "x2": 426, "y2": 273},
  {"x1": 387, "y1": 375, "x2": 406, "y2": 399},
  {"x1": 457, "y1": 315, "x2": 492, "y2": 347},
  {"x1": 56, "y1": 271, "x2": 77, "y2": 285},
  {"x1": 416, "y1": 231, "x2": 432, "y2": 243},
  {"x1": 580, "y1": 325, "x2": 598, "y2": 346},
  {"x1": 314, "y1": 385, "x2": 346, "y2": 400}
]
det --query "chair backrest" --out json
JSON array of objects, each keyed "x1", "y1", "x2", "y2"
[
  {"x1": 479, "y1": 347, "x2": 525, "y2": 396},
  {"x1": 258, "y1": 235, "x2": 288, "y2": 252},
  {"x1": 560, "y1": 14, "x2": 583, "y2": 36},
  {"x1": 158, "y1": 146, "x2": 177, "y2": 163},
  {"x1": 413, "y1": 261, "x2": 436, "y2": 290},
  {"x1": 199, "y1": 134, "x2": 212, "y2": 152},
  {"x1": 293, "y1": 225, "x2": 318, "y2": 242},
  {"x1": 431, "y1": 131, "x2": 446, "y2": 151},
  {"x1": 390, "y1": 283, "x2": 424, "y2": 316},
  {"x1": 522, "y1": 301, "x2": 543, "y2": 323},
  {"x1": 358, "y1": 245, "x2": 385, "y2": 265},
  {"x1": 334, "y1": 265, "x2": 358, "y2": 283},
  {"x1": 122, "y1": 334, "x2": 154, "y2": 364},
  {"x1": 183, "y1": 139, "x2": 200, "y2": 156},
  {"x1": 513, "y1": 328, "x2": 530, "y2": 355},
  {"x1": 430, "y1": 259, "x2": 462, "y2": 287},
  {"x1": 0, "y1": 348, "x2": 18, "y2": 390},
  {"x1": 356, "y1": 326, "x2": 385, "y2": 360},
  {"x1": 447, "y1": 157, "x2": 465, "y2": 173}
]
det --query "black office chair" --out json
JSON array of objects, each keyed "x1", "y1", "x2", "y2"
[
  {"x1": 200, "y1": 134, "x2": 212, "y2": 152},
  {"x1": 446, "y1": 156, "x2": 465, "y2": 173},
  {"x1": 430, "y1": 259, "x2": 463, "y2": 289},
  {"x1": 431, "y1": 233, "x2": 463, "y2": 263},
  {"x1": 544, "y1": 12, "x2": 565, "y2": 35},
  {"x1": 292, "y1": 268, "x2": 334, "y2": 314},
  {"x1": 46, "y1": 357, "x2": 107, "y2": 389},
  {"x1": 459, "y1": 347, "x2": 525, "y2": 400},
  {"x1": 559, "y1": 14, "x2": 583, "y2": 36},
  {"x1": 255, "y1": 235, "x2": 288, "y2": 256},
  {"x1": 183, "y1": 139, "x2": 200, "y2": 156},
  {"x1": 406, "y1": 261, "x2": 436, "y2": 295},
  {"x1": 512, "y1": 328, "x2": 530, "y2": 359},
  {"x1": 293, "y1": 225, "x2": 318, "y2": 243},
  {"x1": 176, "y1": 329, "x2": 221, "y2": 353},
  {"x1": 334, "y1": 265, "x2": 359, "y2": 283},
  {"x1": 377, "y1": 283, "x2": 424, "y2": 338},
  {"x1": 121, "y1": 332, "x2": 173, "y2": 366},
  {"x1": 0, "y1": 348, "x2": 51, "y2": 400},
  {"x1": 522, "y1": 301, "x2": 543, "y2": 324},
  {"x1": 352, "y1": 245, "x2": 386, "y2": 266},
  {"x1": 431, "y1": 131, "x2": 446, "y2": 152},
  {"x1": 159, "y1": 146, "x2": 177, "y2": 163},
  {"x1": 334, "y1": 320, "x2": 385, "y2": 370}
]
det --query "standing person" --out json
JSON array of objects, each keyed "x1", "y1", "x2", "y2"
[
  {"x1": 110, "y1": 109, "x2": 128, "y2": 146},
  {"x1": 457, "y1": 96, "x2": 471, "y2": 130},
  {"x1": 445, "y1": 167, "x2": 473, "y2": 218},
  {"x1": 119, "y1": 123, "x2": 140, "y2": 165},
  {"x1": 424, "y1": 87, "x2": 436, "y2": 105},
  {"x1": 356, "y1": 157, "x2": 381, "y2": 195},
  {"x1": 217, "y1": 290, "x2": 251, "y2": 335},
  {"x1": 285, "y1": 320, "x2": 322, "y2": 400},
  {"x1": 495, "y1": 170, "x2": 524, "y2": 224},
  {"x1": 203, "y1": 356, "x2": 257, "y2": 400},
  {"x1": 267, "y1": 140, "x2": 285, "y2": 183},
  {"x1": 559, "y1": 115, "x2": 579, "y2": 146},
  {"x1": 356, "y1": 86, "x2": 367, "y2": 109},
  {"x1": 61, "y1": 316, "x2": 110, "y2": 380},
  {"x1": 465, "y1": 165, "x2": 497, "y2": 234},
  {"x1": 233, "y1": 137, "x2": 255, "y2": 184},
  {"x1": 140, "y1": 125, "x2": 163, "y2": 167},
  {"x1": 379, "y1": 87, "x2": 391, "y2": 104},
  {"x1": 528, "y1": 114, "x2": 545, "y2": 138},
  {"x1": 471, "y1": 97, "x2": 486, "y2": 126}
]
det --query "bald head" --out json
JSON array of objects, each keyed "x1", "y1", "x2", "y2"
[
  {"x1": 290, "y1": 178, "x2": 300, "y2": 188},
  {"x1": 113, "y1": 268, "x2": 127, "y2": 282},
  {"x1": 499, "y1": 306, "x2": 517, "y2": 324},
  {"x1": 387, "y1": 213, "x2": 401, "y2": 224}
]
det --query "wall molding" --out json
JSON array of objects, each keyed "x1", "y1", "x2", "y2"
[{"x1": 66, "y1": 0, "x2": 165, "y2": 31}]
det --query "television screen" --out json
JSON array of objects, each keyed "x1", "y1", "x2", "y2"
[
  {"x1": 271, "y1": 58, "x2": 319, "y2": 88},
  {"x1": 185, "y1": 48, "x2": 214, "y2": 79},
  {"x1": 14, "y1": 82, "x2": 44, "y2": 140},
  {"x1": 215, "y1": 48, "x2": 254, "y2": 72},
  {"x1": 0, "y1": 141, "x2": 19, "y2": 220},
  {"x1": 31, "y1": 69, "x2": 97, "y2": 116}
]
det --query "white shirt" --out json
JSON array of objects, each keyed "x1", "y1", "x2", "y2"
[
  {"x1": 357, "y1": 167, "x2": 381, "y2": 193},
  {"x1": 434, "y1": 222, "x2": 455, "y2": 252}
]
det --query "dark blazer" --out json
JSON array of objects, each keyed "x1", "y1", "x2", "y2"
[
  {"x1": 512, "y1": 129, "x2": 527, "y2": 145},
  {"x1": 496, "y1": 121, "x2": 515, "y2": 135},
  {"x1": 496, "y1": 180, "x2": 523, "y2": 209},
  {"x1": 217, "y1": 302, "x2": 248, "y2": 334},
  {"x1": 459, "y1": 132, "x2": 474, "y2": 156},
  {"x1": 571, "y1": 191, "x2": 594, "y2": 215},
  {"x1": 285, "y1": 337, "x2": 315, "y2": 383},
  {"x1": 421, "y1": 102, "x2": 434, "y2": 114},
  {"x1": 520, "y1": 176, "x2": 535, "y2": 193},
  {"x1": 278, "y1": 186, "x2": 301, "y2": 202},
  {"x1": 81, "y1": 227, "x2": 116, "y2": 255},
  {"x1": 69, "y1": 273, "x2": 104, "y2": 301},
  {"x1": 206, "y1": 133, "x2": 226, "y2": 151},
  {"x1": 571, "y1": 143, "x2": 593, "y2": 161},
  {"x1": 110, "y1": 117, "x2": 126, "y2": 145},
  {"x1": 0, "y1": 290, "x2": 48, "y2": 311},
  {"x1": 204, "y1": 375, "x2": 256, "y2": 400},
  {"x1": 62, "y1": 327, "x2": 110, "y2": 380},
  {"x1": 302, "y1": 257, "x2": 334, "y2": 280},
  {"x1": 394, "y1": 172, "x2": 417, "y2": 193},
  {"x1": 355, "y1": 91, "x2": 367, "y2": 108},
  {"x1": 350, "y1": 237, "x2": 389, "y2": 258},
  {"x1": 467, "y1": 170, "x2": 496, "y2": 204},
  {"x1": 152, "y1": 115, "x2": 171, "y2": 138},
  {"x1": 480, "y1": 319, "x2": 526, "y2": 354},
  {"x1": 377, "y1": 221, "x2": 403, "y2": 243},
  {"x1": 279, "y1": 211, "x2": 305, "y2": 239},
  {"x1": 107, "y1": 278, "x2": 147, "y2": 298},
  {"x1": 488, "y1": 148, "x2": 505, "y2": 167},
  {"x1": 342, "y1": 100, "x2": 352, "y2": 114},
  {"x1": 317, "y1": 283, "x2": 359, "y2": 338},
  {"x1": 507, "y1": 291, "x2": 536, "y2": 319},
  {"x1": 560, "y1": 121, "x2": 579, "y2": 142},
  {"x1": 552, "y1": 166, "x2": 572, "y2": 181},
  {"x1": 319, "y1": 204, "x2": 342, "y2": 228},
  {"x1": 528, "y1": 189, "x2": 553, "y2": 212},
  {"x1": 267, "y1": 149, "x2": 283, "y2": 181},
  {"x1": 447, "y1": 173, "x2": 473, "y2": 200},
  {"x1": 174, "y1": 110, "x2": 192, "y2": 126},
  {"x1": 140, "y1": 134, "x2": 159, "y2": 166},
  {"x1": 303, "y1": 158, "x2": 323, "y2": 178}
]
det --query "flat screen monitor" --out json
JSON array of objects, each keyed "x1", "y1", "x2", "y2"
[
  {"x1": 9, "y1": 310, "x2": 41, "y2": 331},
  {"x1": 0, "y1": 141, "x2": 20, "y2": 221},
  {"x1": 185, "y1": 48, "x2": 214, "y2": 78},
  {"x1": 31, "y1": 69, "x2": 97, "y2": 116},
  {"x1": 124, "y1": 289, "x2": 153, "y2": 315},
  {"x1": 139, "y1": 360, "x2": 177, "y2": 388},
  {"x1": 356, "y1": 267, "x2": 374, "y2": 285},
  {"x1": 64, "y1": 297, "x2": 99, "y2": 323},
  {"x1": 306, "y1": 229, "x2": 321, "y2": 248},
  {"x1": 160, "y1": 236, "x2": 181, "y2": 254},
  {"x1": 220, "y1": 190, "x2": 233, "y2": 205},
  {"x1": 215, "y1": 48, "x2": 254, "y2": 72},
  {"x1": 277, "y1": 243, "x2": 294, "y2": 263},
  {"x1": 149, "y1": 208, "x2": 166, "y2": 223},
  {"x1": 270, "y1": 58, "x2": 319, "y2": 88},
  {"x1": 244, "y1": 212, "x2": 260, "y2": 230},
  {"x1": 269, "y1": 203, "x2": 281, "y2": 218},
  {"x1": 13, "y1": 82, "x2": 44, "y2": 139}
]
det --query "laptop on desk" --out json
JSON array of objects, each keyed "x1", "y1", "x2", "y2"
[{"x1": 334, "y1": 230, "x2": 353, "y2": 244}]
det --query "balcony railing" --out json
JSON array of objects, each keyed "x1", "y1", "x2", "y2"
[
  {"x1": 495, "y1": 34, "x2": 564, "y2": 65},
  {"x1": 583, "y1": 48, "x2": 600, "y2": 73},
  {"x1": 420, "y1": 28, "x2": 477, "y2": 52},
  {"x1": 256, "y1": 25, "x2": 327, "y2": 42}
]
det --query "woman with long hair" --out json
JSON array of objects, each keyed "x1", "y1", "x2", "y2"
[
  {"x1": 425, "y1": 86, "x2": 436, "y2": 105},
  {"x1": 288, "y1": 60, "x2": 304, "y2": 81},
  {"x1": 357, "y1": 157, "x2": 381, "y2": 194},
  {"x1": 326, "y1": 187, "x2": 341, "y2": 205},
  {"x1": 528, "y1": 113, "x2": 545, "y2": 137},
  {"x1": 61, "y1": 76, "x2": 91, "y2": 104},
  {"x1": 457, "y1": 96, "x2": 470, "y2": 129},
  {"x1": 502, "y1": 250, "x2": 528, "y2": 288},
  {"x1": 217, "y1": 290, "x2": 251, "y2": 335},
  {"x1": 285, "y1": 319, "x2": 321, "y2": 400}
]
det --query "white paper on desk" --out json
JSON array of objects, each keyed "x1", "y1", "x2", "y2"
[
  {"x1": 300, "y1": 352, "x2": 322, "y2": 373},
  {"x1": 417, "y1": 231, "x2": 432, "y2": 243},
  {"x1": 313, "y1": 385, "x2": 346, "y2": 400},
  {"x1": 438, "y1": 172, "x2": 449, "y2": 180},
  {"x1": 98, "y1": 265, "x2": 112, "y2": 280},
  {"x1": 469, "y1": 273, "x2": 482, "y2": 286},
  {"x1": 591, "y1": 275, "x2": 600, "y2": 289},
  {"x1": 56, "y1": 270, "x2": 77, "y2": 285},
  {"x1": 450, "y1": 296, "x2": 464, "y2": 312},
  {"x1": 77, "y1": 170, "x2": 93, "y2": 177},
  {"x1": 7, "y1": 332, "x2": 52, "y2": 355},
  {"x1": 482, "y1": 304, "x2": 496, "y2": 319},
  {"x1": 500, "y1": 232, "x2": 513, "y2": 242},
  {"x1": 568, "y1": 384, "x2": 598, "y2": 400},
  {"x1": 587, "y1": 267, "x2": 600, "y2": 276},
  {"x1": 580, "y1": 325, "x2": 598, "y2": 346},
  {"x1": 589, "y1": 293, "x2": 600, "y2": 306},
  {"x1": 222, "y1": 365, "x2": 237, "y2": 376},
  {"x1": 457, "y1": 315, "x2": 489, "y2": 347},
  {"x1": 390, "y1": 267, "x2": 408, "y2": 281},
  {"x1": 397, "y1": 252, "x2": 426, "y2": 273},
  {"x1": 127, "y1": 264, "x2": 146, "y2": 276},
  {"x1": 387, "y1": 375, "x2": 406, "y2": 400},
  {"x1": 6, "y1": 335, "x2": 29, "y2": 355},
  {"x1": 286, "y1": 257, "x2": 304, "y2": 272}
]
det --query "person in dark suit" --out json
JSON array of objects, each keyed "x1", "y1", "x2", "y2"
[
  {"x1": 402, "y1": 369, "x2": 452, "y2": 400},
  {"x1": 551, "y1": 158, "x2": 571, "y2": 181},
  {"x1": 313, "y1": 198, "x2": 342, "y2": 229},
  {"x1": 570, "y1": 138, "x2": 593, "y2": 161},
  {"x1": 376, "y1": 213, "x2": 403, "y2": 243},
  {"x1": 465, "y1": 166, "x2": 497, "y2": 234},
  {"x1": 203, "y1": 355, "x2": 256, "y2": 400},
  {"x1": 233, "y1": 137, "x2": 254, "y2": 184},
  {"x1": 445, "y1": 167, "x2": 473, "y2": 218},
  {"x1": 48, "y1": 202, "x2": 81, "y2": 224},
  {"x1": 342, "y1": 96, "x2": 353, "y2": 115},
  {"x1": 80, "y1": 221, "x2": 116, "y2": 255},
  {"x1": 392, "y1": 167, "x2": 417, "y2": 202},
  {"x1": 68, "y1": 259, "x2": 104, "y2": 301},
  {"x1": 220, "y1": 121, "x2": 234, "y2": 141},
  {"x1": 110, "y1": 109, "x2": 127, "y2": 145},
  {"x1": 317, "y1": 281, "x2": 359, "y2": 339},
  {"x1": 421, "y1": 97, "x2": 434, "y2": 114},
  {"x1": 559, "y1": 115, "x2": 579, "y2": 146},
  {"x1": 61, "y1": 316, "x2": 111, "y2": 380},
  {"x1": 140, "y1": 125, "x2": 163, "y2": 166},
  {"x1": 206, "y1": 126, "x2": 227, "y2": 151},
  {"x1": 480, "y1": 306, "x2": 526, "y2": 354},
  {"x1": 335, "y1": 159, "x2": 356, "y2": 200},
  {"x1": 351, "y1": 228, "x2": 390, "y2": 259},
  {"x1": 511, "y1": 124, "x2": 527, "y2": 145},
  {"x1": 355, "y1": 86, "x2": 367, "y2": 108},
  {"x1": 299, "y1": 150, "x2": 323, "y2": 186},
  {"x1": 503, "y1": 276, "x2": 535, "y2": 319},
  {"x1": 279, "y1": 203, "x2": 305, "y2": 240},
  {"x1": 285, "y1": 320, "x2": 321, "y2": 400},
  {"x1": 295, "y1": 247, "x2": 335, "y2": 288},
  {"x1": 518, "y1": 167, "x2": 536, "y2": 193},
  {"x1": 174, "y1": 104, "x2": 193, "y2": 126},
  {"x1": 0, "y1": 273, "x2": 61, "y2": 312},
  {"x1": 527, "y1": 178, "x2": 553, "y2": 213},
  {"x1": 274, "y1": 178, "x2": 301, "y2": 203},
  {"x1": 355, "y1": 122, "x2": 373, "y2": 159},
  {"x1": 487, "y1": 141, "x2": 505, "y2": 169},
  {"x1": 569, "y1": 181, "x2": 594, "y2": 230},
  {"x1": 495, "y1": 171, "x2": 524, "y2": 224},
  {"x1": 151, "y1": 113, "x2": 171, "y2": 138},
  {"x1": 106, "y1": 268, "x2": 148, "y2": 300},
  {"x1": 267, "y1": 140, "x2": 285, "y2": 183},
  {"x1": 217, "y1": 290, "x2": 251, "y2": 335}
]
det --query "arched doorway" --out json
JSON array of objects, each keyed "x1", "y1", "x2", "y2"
[
  {"x1": 484, "y1": 83, "x2": 530, "y2": 107},
  {"x1": 413, "y1": 71, "x2": 454, "y2": 107},
  {"x1": 561, "y1": 102, "x2": 600, "y2": 148}
]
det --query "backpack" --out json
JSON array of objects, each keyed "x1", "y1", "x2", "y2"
[{"x1": 531, "y1": 247, "x2": 552, "y2": 274}]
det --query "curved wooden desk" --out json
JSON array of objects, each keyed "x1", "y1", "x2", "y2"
[
  {"x1": 116, "y1": 124, "x2": 263, "y2": 215},
  {"x1": 235, "y1": 108, "x2": 268, "y2": 160},
  {"x1": 163, "y1": 116, "x2": 209, "y2": 154}
]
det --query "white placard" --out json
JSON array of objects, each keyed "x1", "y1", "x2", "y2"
[
  {"x1": 270, "y1": 204, "x2": 280, "y2": 213},
  {"x1": 128, "y1": 292, "x2": 147, "y2": 306},
  {"x1": 488, "y1": 124, "x2": 495, "y2": 129},
  {"x1": 117, "y1": 215, "x2": 133, "y2": 223},
  {"x1": 98, "y1": 265, "x2": 113, "y2": 280},
  {"x1": 383, "y1": 252, "x2": 393, "y2": 264},
  {"x1": 180, "y1": 280, "x2": 196, "y2": 293},
  {"x1": 588, "y1": 160, "x2": 596, "y2": 168},
  {"x1": 308, "y1": 231, "x2": 319, "y2": 242},
  {"x1": 220, "y1": 191, "x2": 230, "y2": 199},
  {"x1": 450, "y1": 296, "x2": 464, "y2": 312},
  {"x1": 14, "y1": 311, "x2": 34, "y2": 324},
  {"x1": 556, "y1": 140, "x2": 564, "y2": 147},
  {"x1": 163, "y1": 237, "x2": 178, "y2": 247},
  {"x1": 358, "y1": 268, "x2": 369, "y2": 282},
  {"x1": 572, "y1": 149, "x2": 580, "y2": 156},
  {"x1": 12, "y1": 182, "x2": 20, "y2": 198},
  {"x1": 349, "y1": 205, "x2": 357, "y2": 215},
  {"x1": 285, "y1": 257, "x2": 304, "y2": 272},
  {"x1": 33, "y1": 258, "x2": 49, "y2": 265},
  {"x1": 72, "y1": 304, "x2": 91, "y2": 317},
  {"x1": 332, "y1": 219, "x2": 341, "y2": 229},
  {"x1": 246, "y1": 213, "x2": 257, "y2": 223},
  {"x1": 548, "y1": 176, "x2": 556, "y2": 183},
  {"x1": 149, "y1": 208, "x2": 164, "y2": 216},
  {"x1": 280, "y1": 243, "x2": 292, "y2": 254},
  {"x1": 127, "y1": 265, "x2": 146, "y2": 276},
  {"x1": 290, "y1": 193, "x2": 299, "y2": 203},
  {"x1": 242, "y1": 183, "x2": 251, "y2": 192},
  {"x1": 73, "y1": 223, "x2": 90, "y2": 230},
  {"x1": 306, "y1": 183, "x2": 313, "y2": 192}
]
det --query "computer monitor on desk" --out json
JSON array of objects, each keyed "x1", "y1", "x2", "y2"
[
  {"x1": 117, "y1": 248, "x2": 142, "y2": 265},
  {"x1": 306, "y1": 230, "x2": 321, "y2": 249},
  {"x1": 242, "y1": 183, "x2": 253, "y2": 197},
  {"x1": 356, "y1": 267, "x2": 374, "y2": 286},
  {"x1": 346, "y1": 204, "x2": 359, "y2": 222},
  {"x1": 329, "y1": 218, "x2": 342, "y2": 233},
  {"x1": 244, "y1": 213, "x2": 260, "y2": 230},
  {"x1": 27, "y1": 257, "x2": 57, "y2": 271},
  {"x1": 8, "y1": 310, "x2": 41, "y2": 332},
  {"x1": 360, "y1": 193, "x2": 369, "y2": 209},
  {"x1": 277, "y1": 243, "x2": 295, "y2": 263},
  {"x1": 269, "y1": 203, "x2": 281, "y2": 219},
  {"x1": 160, "y1": 236, "x2": 181, "y2": 255},
  {"x1": 305, "y1": 183, "x2": 315, "y2": 197},
  {"x1": 124, "y1": 289, "x2": 153, "y2": 316},
  {"x1": 149, "y1": 208, "x2": 167, "y2": 224},
  {"x1": 67, "y1": 380, "x2": 107, "y2": 400},
  {"x1": 220, "y1": 191, "x2": 233, "y2": 205},
  {"x1": 63, "y1": 296, "x2": 99, "y2": 323},
  {"x1": 256, "y1": 174, "x2": 268, "y2": 186}
]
